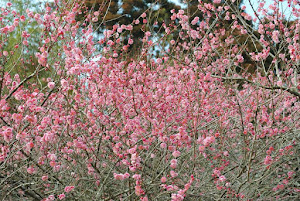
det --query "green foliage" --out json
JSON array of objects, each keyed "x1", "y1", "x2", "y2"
[{"x1": 0, "y1": 0, "x2": 51, "y2": 87}]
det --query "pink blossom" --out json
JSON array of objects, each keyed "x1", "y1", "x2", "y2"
[
  {"x1": 27, "y1": 166, "x2": 35, "y2": 174},
  {"x1": 171, "y1": 193, "x2": 184, "y2": 201},
  {"x1": 48, "y1": 195, "x2": 55, "y2": 200},
  {"x1": 48, "y1": 82, "x2": 55, "y2": 89},
  {"x1": 64, "y1": 186, "x2": 74, "y2": 193},
  {"x1": 42, "y1": 175, "x2": 48, "y2": 181},
  {"x1": 213, "y1": 169, "x2": 220, "y2": 176},
  {"x1": 3, "y1": 51, "x2": 8, "y2": 56},
  {"x1": 48, "y1": 153, "x2": 57, "y2": 161},
  {"x1": 160, "y1": 143, "x2": 167, "y2": 149},
  {"x1": 23, "y1": 40, "x2": 28, "y2": 46},
  {"x1": 2, "y1": 127, "x2": 13, "y2": 143},
  {"x1": 12, "y1": 113, "x2": 22, "y2": 123},
  {"x1": 264, "y1": 155, "x2": 273, "y2": 165},
  {"x1": 141, "y1": 196, "x2": 148, "y2": 201},
  {"x1": 276, "y1": 80, "x2": 283, "y2": 86},
  {"x1": 219, "y1": 175, "x2": 226, "y2": 182},
  {"x1": 145, "y1": 31, "x2": 151, "y2": 37},
  {"x1": 236, "y1": 54, "x2": 244, "y2": 63},
  {"x1": 170, "y1": 159, "x2": 177, "y2": 169},
  {"x1": 172, "y1": 150, "x2": 181, "y2": 158},
  {"x1": 272, "y1": 30, "x2": 280, "y2": 43},
  {"x1": 132, "y1": 174, "x2": 141, "y2": 180},
  {"x1": 61, "y1": 79, "x2": 68, "y2": 88},
  {"x1": 288, "y1": 171, "x2": 294, "y2": 178},
  {"x1": 199, "y1": 146, "x2": 205, "y2": 152},
  {"x1": 128, "y1": 38, "x2": 133, "y2": 45},
  {"x1": 41, "y1": 132, "x2": 54, "y2": 143},
  {"x1": 58, "y1": 194, "x2": 65, "y2": 200},
  {"x1": 170, "y1": 170, "x2": 178, "y2": 178},
  {"x1": 49, "y1": 161, "x2": 56, "y2": 167},
  {"x1": 203, "y1": 136, "x2": 215, "y2": 147},
  {"x1": 124, "y1": 172, "x2": 130, "y2": 179},
  {"x1": 114, "y1": 173, "x2": 125, "y2": 180},
  {"x1": 213, "y1": 0, "x2": 221, "y2": 3},
  {"x1": 277, "y1": 184, "x2": 285, "y2": 190},
  {"x1": 0, "y1": 1, "x2": 297, "y2": 198},
  {"x1": 135, "y1": 185, "x2": 144, "y2": 196},
  {"x1": 161, "y1": 177, "x2": 167, "y2": 183},
  {"x1": 126, "y1": 25, "x2": 133, "y2": 31},
  {"x1": 191, "y1": 17, "x2": 199, "y2": 25}
]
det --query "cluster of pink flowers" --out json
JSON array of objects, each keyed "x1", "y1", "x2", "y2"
[
  {"x1": 0, "y1": 0, "x2": 298, "y2": 200},
  {"x1": 113, "y1": 172, "x2": 130, "y2": 180},
  {"x1": 203, "y1": 136, "x2": 216, "y2": 147}
]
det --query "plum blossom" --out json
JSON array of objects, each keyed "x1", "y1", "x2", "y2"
[
  {"x1": 264, "y1": 155, "x2": 273, "y2": 165},
  {"x1": 48, "y1": 81, "x2": 55, "y2": 89},
  {"x1": 203, "y1": 136, "x2": 215, "y2": 147},
  {"x1": 272, "y1": 30, "x2": 280, "y2": 43},
  {"x1": 64, "y1": 186, "x2": 74, "y2": 193},
  {"x1": 58, "y1": 194, "x2": 65, "y2": 200}
]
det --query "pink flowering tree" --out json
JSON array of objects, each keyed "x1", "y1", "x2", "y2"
[{"x1": 0, "y1": 0, "x2": 299, "y2": 200}]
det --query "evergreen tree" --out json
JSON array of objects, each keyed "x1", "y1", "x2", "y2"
[{"x1": 79, "y1": 0, "x2": 181, "y2": 55}]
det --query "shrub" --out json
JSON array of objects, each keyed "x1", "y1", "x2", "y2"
[{"x1": 0, "y1": 0, "x2": 299, "y2": 200}]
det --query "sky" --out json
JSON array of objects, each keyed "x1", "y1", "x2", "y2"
[
  {"x1": 243, "y1": 0, "x2": 299, "y2": 20},
  {"x1": 170, "y1": 0, "x2": 299, "y2": 21}
]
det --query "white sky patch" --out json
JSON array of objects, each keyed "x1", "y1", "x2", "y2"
[
  {"x1": 170, "y1": 0, "x2": 298, "y2": 21},
  {"x1": 243, "y1": 0, "x2": 299, "y2": 21}
]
